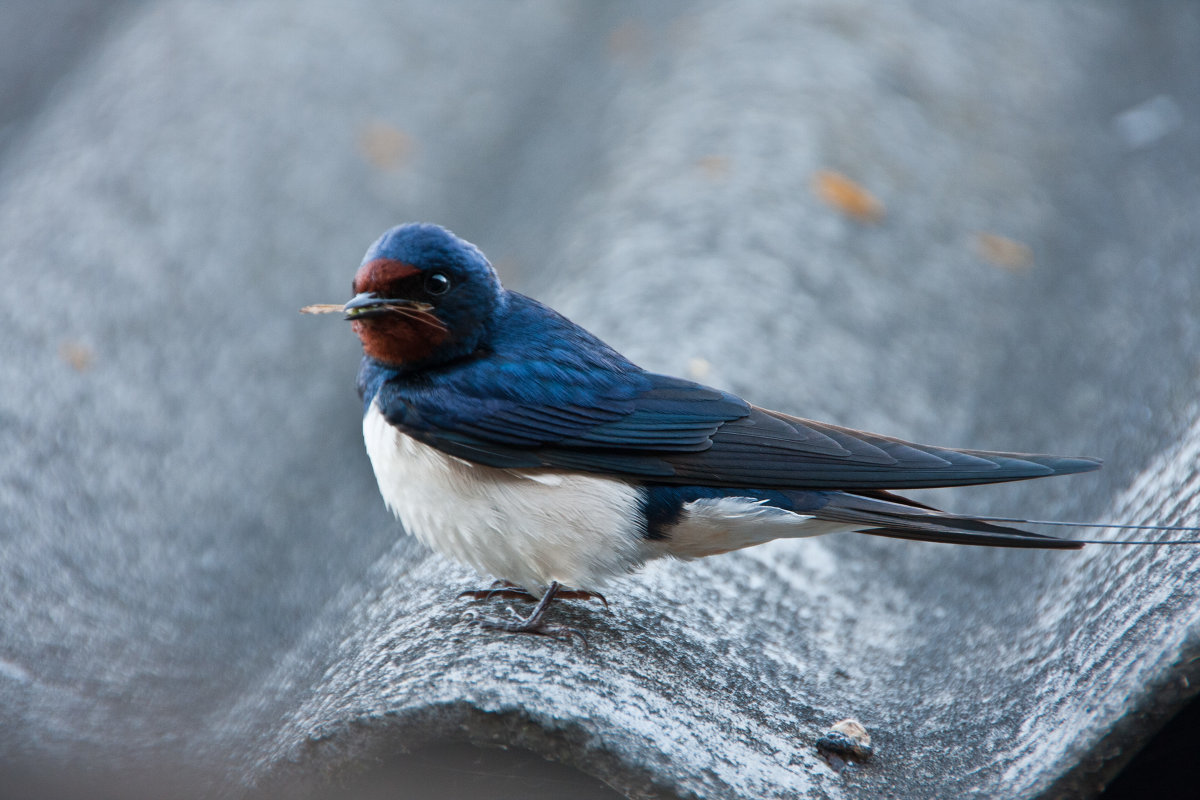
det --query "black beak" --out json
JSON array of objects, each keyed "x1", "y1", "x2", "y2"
[{"x1": 342, "y1": 292, "x2": 432, "y2": 320}]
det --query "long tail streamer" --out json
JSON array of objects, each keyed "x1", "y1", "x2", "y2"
[{"x1": 959, "y1": 515, "x2": 1200, "y2": 545}]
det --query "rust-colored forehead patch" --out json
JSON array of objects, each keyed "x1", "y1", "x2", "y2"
[{"x1": 353, "y1": 258, "x2": 420, "y2": 294}]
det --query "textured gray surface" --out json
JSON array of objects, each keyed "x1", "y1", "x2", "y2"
[{"x1": 2, "y1": 1, "x2": 1199, "y2": 798}]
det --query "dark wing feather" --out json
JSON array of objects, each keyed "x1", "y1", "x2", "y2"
[
  {"x1": 661, "y1": 407, "x2": 1099, "y2": 488},
  {"x1": 384, "y1": 370, "x2": 744, "y2": 472},
  {"x1": 377, "y1": 366, "x2": 1099, "y2": 490}
]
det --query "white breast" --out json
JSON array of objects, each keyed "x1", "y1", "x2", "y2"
[{"x1": 363, "y1": 402, "x2": 647, "y2": 592}]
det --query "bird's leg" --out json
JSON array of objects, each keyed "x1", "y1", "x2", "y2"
[{"x1": 464, "y1": 581, "x2": 588, "y2": 646}]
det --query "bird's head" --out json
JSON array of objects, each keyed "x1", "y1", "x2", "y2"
[{"x1": 341, "y1": 223, "x2": 506, "y2": 369}]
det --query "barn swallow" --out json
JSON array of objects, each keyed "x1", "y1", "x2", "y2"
[{"x1": 304, "y1": 223, "x2": 1197, "y2": 642}]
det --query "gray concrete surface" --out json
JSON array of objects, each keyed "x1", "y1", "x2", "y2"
[
  {"x1": 0, "y1": 1, "x2": 139, "y2": 159},
  {"x1": 1, "y1": 2, "x2": 1198, "y2": 798}
]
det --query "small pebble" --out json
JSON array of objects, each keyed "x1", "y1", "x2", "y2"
[{"x1": 816, "y1": 718, "x2": 873, "y2": 771}]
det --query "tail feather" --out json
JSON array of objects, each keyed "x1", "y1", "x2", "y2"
[
  {"x1": 815, "y1": 490, "x2": 1200, "y2": 548},
  {"x1": 860, "y1": 524, "x2": 1083, "y2": 549},
  {"x1": 816, "y1": 492, "x2": 1085, "y2": 549}
]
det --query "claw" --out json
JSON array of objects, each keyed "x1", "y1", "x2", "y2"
[
  {"x1": 458, "y1": 587, "x2": 539, "y2": 602},
  {"x1": 456, "y1": 581, "x2": 607, "y2": 609},
  {"x1": 462, "y1": 581, "x2": 590, "y2": 646},
  {"x1": 554, "y1": 588, "x2": 609, "y2": 609},
  {"x1": 477, "y1": 614, "x2": 589, "y2": 648},
  {"x1": 457, "y1": 580, "x2": 539, "y2": 603}
]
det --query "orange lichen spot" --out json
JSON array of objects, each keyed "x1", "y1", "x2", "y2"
[
  {"x1": 59, "y1": 340, "x2": 93, "y2": 371},
  {"x1": 976, "y1": 233, "x2": 1034, "y2": 271},
  {"x1": 359, "y1": 122, "x2": 413, "y2": 170},
  {"x1": 813, "y1": 170, "x2": 885, "y2": 223},
  {"x1": 608, "y1": 19, "x2": 648, "y2": 62},
  {"x1": 696, "y1": 155, "x2": 730, "y2": 179}
]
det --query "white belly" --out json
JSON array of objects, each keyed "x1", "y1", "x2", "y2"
[
  {"x1": 363, "y1": 402, "x2": 647, "y2": 592},
  {"x1": 659, "y1": 496, "x2": 858, "y2": 559}
]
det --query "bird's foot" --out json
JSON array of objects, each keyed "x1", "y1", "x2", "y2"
[
  {"x1": 457, "y1": 580, "x2": 608, "y2": 608},
  {"x1": 460, "y1": 581, "x2": 590, "y2": 646},
  {"x1": 476, "y1": 609, "x2": 589, "y2": 648},
  {"x1": 457, "y1": 580, "x2": 536, "y2": 603}
]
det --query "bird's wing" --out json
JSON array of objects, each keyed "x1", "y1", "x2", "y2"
[
  {"x1": 661, "y1": 406, "x2": 1100, "y2": 489},
  {"x1": 376, "y1": 368, "x2": 1099, "y2": 490}
]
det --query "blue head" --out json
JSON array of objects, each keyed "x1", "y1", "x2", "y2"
[{"x1": 346, "y1": 223, "x2": 507, "y2": 369}]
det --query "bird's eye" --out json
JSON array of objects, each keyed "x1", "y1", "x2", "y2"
[{"x1": 424, "y1": 272, "x2": 451, "y2": 296}]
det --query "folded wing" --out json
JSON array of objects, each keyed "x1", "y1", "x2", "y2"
[{"x1": 380, "y1": 368, "x2": 1099, "y2": 490}]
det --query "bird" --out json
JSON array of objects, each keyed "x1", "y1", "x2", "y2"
[{"x1": 303, "y1": 222, "x2": 1198, "y2": 642}]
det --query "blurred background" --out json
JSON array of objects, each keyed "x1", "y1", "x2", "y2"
[{"x1": 1, "y1": 1, "x2": 1197, "y2": 798}]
